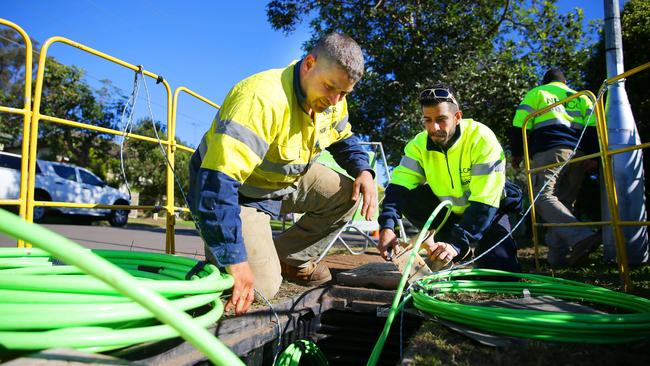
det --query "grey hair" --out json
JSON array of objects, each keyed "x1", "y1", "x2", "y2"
[{"x1": 310, "y1": 32, "x2": 365, "y2": 82}]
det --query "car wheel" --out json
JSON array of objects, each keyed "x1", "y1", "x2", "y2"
[
  {"x1": 109, "y1": 209, "x2": 129, "y2": 227},
  {"x1": 33, "y1": 192, "x2": 50, "y2": 223}
]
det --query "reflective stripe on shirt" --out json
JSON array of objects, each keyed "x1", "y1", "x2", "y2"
[
  {"x1": 471, "y1": 160, "x2": 505, "y2": 175},
  {"x1": 216, "y1": 119, "x2": 269, "y2": 159},
  {"x1": 399, "y1": 155, "x2": 425, "y2": 176}
]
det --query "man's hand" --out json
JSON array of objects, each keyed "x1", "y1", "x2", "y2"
[
  {"x1": 377, "y1": 228, "x2": 398, "y2": 260},
  {"x1": 352, "y1": 170, "x2": 377, "y2": 220},
  {"x1": 511, "y1": 155, "x2": 522, "y2": 170},
  {"x1": 423, "y1": 241, "x2": 458, "y2": 269},
  {"x1": 225, "y1": 261, "x2": 255, "y2": 316}
]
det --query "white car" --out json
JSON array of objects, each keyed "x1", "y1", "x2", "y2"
[{"x1": 0, "y1": 151, "x2": 130, "y2": 226}]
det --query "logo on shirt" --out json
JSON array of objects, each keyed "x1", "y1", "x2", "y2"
[{"x1": 460, "y1": 167, "x2": 471, "y2": 185}]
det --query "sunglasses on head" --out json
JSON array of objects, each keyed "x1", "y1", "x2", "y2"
[{"x1": 419, "y1": 88, "x2": 458, "y2": 106}]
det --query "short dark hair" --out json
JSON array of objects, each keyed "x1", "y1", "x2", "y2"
[
  {"x1": 418, "y1": 83, "x2": 460, "y2": 111},
  {"x1": 310, "y1": 32, "x2": 365, "y2": 82},
  {"x1": 542, "y1": 69, "x2": 566, "y2": 84}
]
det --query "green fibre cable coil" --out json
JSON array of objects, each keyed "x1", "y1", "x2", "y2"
[
  {"x1": 0, "y1": 247, "x2": 233, "y2": 353},
  {"x1": 275, "y1": 339, "x2": 329, "y2": 366},
  {"x1": 410, "y1": 268, "x2": 650, "y2": 343}
]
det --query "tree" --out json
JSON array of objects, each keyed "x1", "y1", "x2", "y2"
[
  {"x1": 266, "y1": 0, "x2": 596, "y2": 163},
  {"x1": 0, "y1": 28, "x2": 36, "y2": 147}
]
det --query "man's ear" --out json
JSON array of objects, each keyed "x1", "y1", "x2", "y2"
[
  {"x1": 303, "y1": 54, "x2": 316, "y2": 72},
  {"x1": 455, "y1": 109, "x2": 463, "y2": 123}
]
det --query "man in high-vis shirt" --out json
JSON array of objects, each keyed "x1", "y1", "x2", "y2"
[
  {"x1": 189, "y1": 33, "x2": 376, "y2": 315},
  {"x1": 509, "y1": 69, "x2": 600, "y2": 268},
  {"x1": 377, "y1": 84, "x2": 521, "y2": 272}
]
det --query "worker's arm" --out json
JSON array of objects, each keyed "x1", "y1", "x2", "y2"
[
  {"x1": 511, "y1": 89, "x2": 538, "y2": 169},
  {"x1": 377, "y1": 183, "x2": 410, "y2": 260},
  {"x1": 377, "y1": 138, "x2": 427, "y2": 259},
  {"x1": 508, "y1": 126, "x2": 524, "y2": 169},
  {"x1": 435, "y1": 201, "x2": 498, "y2": 261},
  {"x1": 326, "y1": 103, "x2": 377, "y2": 219},
  {"x1": 327, "y1": 135, "x2": 376, "y2": 219},
  {"x1": 193, "y1": 168, "x2": 255, "y2": 315},
  {"x1": 195, "y1": 91, "x2": 276, "y2": 315}
]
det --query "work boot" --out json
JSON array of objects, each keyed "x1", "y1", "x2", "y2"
[
  {"x1": 280, "y1": 261, "x2": 332, "y2": 286},
  {"x1": 566, "y1": 231, "x2": 602, "y2": 267}
]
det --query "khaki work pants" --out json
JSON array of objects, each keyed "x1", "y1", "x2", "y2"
[
  {"x1": 241, "y1": 163, "x2": 358, "y2": 299},
  {"x1": 532, "y1": 147, "x2": 595, "y2": 266}
]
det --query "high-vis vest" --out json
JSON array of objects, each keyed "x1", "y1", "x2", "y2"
[
  {"x1": 391, "y1": 119, "x2": 505, "y2": 215},
  {"x1": 512, "y1": 81, "x2": 595, "y2": 131},
  {"x1": 197, "y1": 61, "x2": 353, "y2": 199}
]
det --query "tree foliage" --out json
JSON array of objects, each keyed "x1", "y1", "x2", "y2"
[{"x1": 267, "y1": 0, "x2": 596, "y2": 163}]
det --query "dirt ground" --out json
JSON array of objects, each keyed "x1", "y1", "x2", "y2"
[{"x1": 259, "y1": 241, "x2": 650, "y2": 366}]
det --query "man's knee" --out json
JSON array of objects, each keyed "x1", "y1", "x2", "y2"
[{"x1": 254, "y1": 272, "x2": 283, "y2": 300}]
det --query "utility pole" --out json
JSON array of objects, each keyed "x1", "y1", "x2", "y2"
[{"x1": 601, "y1": 0, "x2": 649, "y2": 264}]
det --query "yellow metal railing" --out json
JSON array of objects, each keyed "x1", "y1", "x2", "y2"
[
  {"x1": 0, "y1": 18, "x2": 218, "y2": 255},
  {"x1": 522, "y1": 61, "x2": 650, "y2": 291},
  {"x1": 0, "y1": 19, "x2": 33, "y2": 248},
  {"x1": 25, "y1": 35, "x2": 176, "y2": 251},
  {"x1": 168, "y1": 86, "x2": 220, "y2": 253}
]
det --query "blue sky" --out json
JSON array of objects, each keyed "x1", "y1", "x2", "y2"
[{"x1": 1, "y1": 0, "x2": 622, "y2": 148}]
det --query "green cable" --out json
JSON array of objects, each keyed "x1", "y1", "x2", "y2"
[
  {"x1": 0, "y1": 208, "x2": 244, "y2": 365},
  {"x1": 367, "y1": 200, "x2": 453, "y2": 366},
  {"x1": 275, "y1": 339, "x2": 329, "y2": 366},
  {"x1": 410, "y1": 268, "x2": 650, "y2": 343}
]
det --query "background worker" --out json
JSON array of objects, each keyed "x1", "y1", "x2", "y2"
[
  {"x1": 509, "y1": 68, "x2": 600, "y2": 268},
  {"x1": 189, "y1": 33, "x2": 377, "y2": 315},
  {"x1": 378, "y1": 84, "x2": 521, "y2": 272}
]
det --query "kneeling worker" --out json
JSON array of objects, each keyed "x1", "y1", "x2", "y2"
[
  {"x1": 378, "y1": 83, "x2": 521, "y2": 272},
  {"x1": 189, "y1": 33, "x2": 377, "y2": 315}
]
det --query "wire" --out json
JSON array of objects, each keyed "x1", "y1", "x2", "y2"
[
  {"x1": 117, "y1": 67, "x2": 142, "y2": 200},
  {"x1": 254, "y1": 288, "x2": 283, "y2": 366},
  {"x1": 139, "y1": 68, "x2": 192, "y2": 211}
]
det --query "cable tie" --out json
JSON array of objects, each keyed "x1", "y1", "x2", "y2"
[
  {"x1": 185, "y1": 261, "x2": 208, "y2": 280},
  {"x1": 137, "y1": 264, "x2": 163, "y2": 274}
]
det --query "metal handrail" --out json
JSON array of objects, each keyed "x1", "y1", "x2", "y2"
[
  {"x1": 521, "y1": 61, "x2": 650, "y2": 291},
  {"x1": 0, "y1": 19, "x2": 33, "y2": 247}
]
